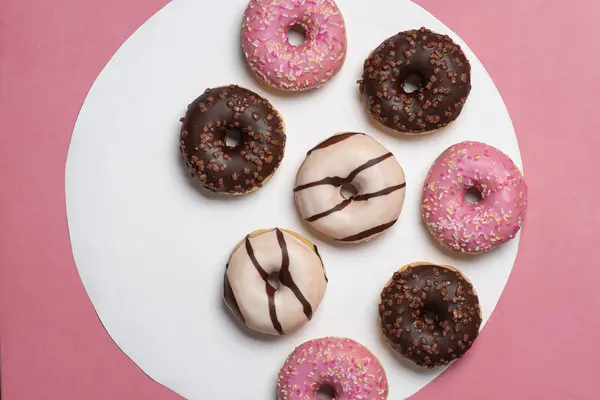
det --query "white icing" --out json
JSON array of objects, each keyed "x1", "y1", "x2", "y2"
[
  {"x1": 294, "y1": 133, "x2": 406, "y2": 242},
  {"x1": 225, "y1": 229, "x2": 327, "y2": 335}
]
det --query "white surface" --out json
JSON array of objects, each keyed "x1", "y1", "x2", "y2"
[{"x1": 65, "y1": 0, "x2": 523, "y2": 398}]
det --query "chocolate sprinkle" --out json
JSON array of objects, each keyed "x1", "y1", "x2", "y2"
[
  {"x1": 179, "y1": 85, "x2": 286, "y2": 194},
  {"x1": 378, "y1": 263, "x2": 481, "y2": 367},
  {"x1": 360, "y1": 28, "x2": 471, "y2": 134}
]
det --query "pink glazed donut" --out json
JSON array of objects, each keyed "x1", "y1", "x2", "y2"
[
  {"x1": 277, "y1": 337, "x2": 388, "y2": 400},
  {"x1": 421, "y1": 141, "x2": 528, "y2": 254},
  {"x1": 241, "y1": 0, "x2": 347, "y2": 91}
]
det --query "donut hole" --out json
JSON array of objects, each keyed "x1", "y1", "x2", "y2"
[
  {"x1": 423, "y1": 310, "x2": 439, "y2": 325},
  {"x1": 287, "y1": 24, "x2": 307, "y2": 46},
  {"x1": 402, "y1": 73, "x2": 423, "y2": 93},
  {"x1": 339, "y1": 182, "x2": 359, "y2": 200},
  {"x1": 266, "y1": 272, "x2": 281, "y2": 290},
  {"x1": 465, "y1": 186, "x2": 483, "y2": 204},
  {"x1": 316, "y1": 384, "x2": 336, "y2": 400},
  {"x1": 224, "y1": 129, "x2": 242, "y2": 149}
]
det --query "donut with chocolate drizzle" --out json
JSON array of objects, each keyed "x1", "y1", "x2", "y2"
[
  {"x1": 359, "y1": 28, "x2": 471, "y2": 134},
  {"x1": 224, "y1": 228, "x2": 327, "y2": 336},
  {"x1": 294, "y1": 132, "x2": 406, "y2": 243},
  {"x1": 379, "y1": 262, "x2": 482, "y2": 367},
  {"x1": 179, "y1": 85, "x2": 286, "y2": 195}
]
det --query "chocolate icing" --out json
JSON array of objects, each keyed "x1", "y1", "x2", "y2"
[
  {"x1": 379, "y1": 263, "x2": 481, "y2": 367},
  {"x1": 179, "y1": 85, "x2": 285, "y2": 194},
  {"x1": 359, "y1": 28, "x2": 471, "y2": 134}
]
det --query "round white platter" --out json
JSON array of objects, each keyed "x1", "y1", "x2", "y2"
[{"x1": 66, "y1": 0, "x2": 523, "y2": 398}]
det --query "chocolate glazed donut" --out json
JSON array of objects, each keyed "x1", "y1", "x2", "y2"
[
  {"x1": 179, "y1": 85, "x2": 286, "y2": 195},
  {"x1": 359, "y1": 28, "x2": 471, "y2": 134},
  {"x1": 379, "y1": 262, "x2": 481, "y2": 367}
]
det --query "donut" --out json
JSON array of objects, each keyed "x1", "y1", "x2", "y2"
[
  {"x1": 359, "y1": 27, "x2": 471, "y2": 134},
  {"x1": 179, "y1": 85, "x2": 286, "y2": 195},
  {"x1": 421, "y1": 141, "x2": 528, "y2": 254},
  {"x1": 241, "y1": 0, "x2": 347, "y2": 91},
  {"x1": 223, "y1": 228, "x2": 327, "y2": 335},
  {"x1": 294, "y1": 132, "x2": 406, "y2": 243},
  {"x1": 379, "y1": 262, "x2": 481, "y2": 368},
  {"x1": 277, "y1": 337, "x2": 389, "y2": 400}
]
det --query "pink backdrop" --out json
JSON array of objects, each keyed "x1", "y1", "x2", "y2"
[{"x1": 0, "y1": 0, "x2": 598, "y2": 398}]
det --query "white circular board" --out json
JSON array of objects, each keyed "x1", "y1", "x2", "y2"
[{"x1": 65, "y1": 0, "x2": 522, "y2": 398}]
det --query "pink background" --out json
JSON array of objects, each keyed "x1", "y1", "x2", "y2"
[{"x1": 0, "y1": 0, "x2": 598, "y2": 398}]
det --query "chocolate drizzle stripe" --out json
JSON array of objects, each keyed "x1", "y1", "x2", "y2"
[
  {"x1": 266, "y1": 283, "x2": 283, "y2": 334},
  {"x1": 245, "y1": 235, "x2": 283, "y2": 335},
  {"x1": 346, "y1": 152, "x2": 393, "y2": 182},
  {"x1": 306, "y1": 132, "x2": 362, "y2": 155},
  {"x1": 313, "y1": 245, "x2": 328, "y2": 282},
  {"x1": 305, "y1": 199, "x2": 352, "y2": 222},
  {"x1": 293, "y1": 152, "x2": 393, "y2": 192},
  {"x1": 223, "y1": 274, "x2": 245, "y2": 324},
  {"x1": 304, "y1": 183, "x2": 406, "y2": 223},
  {"x1": 353, "y1": 182, "x2": 406, "y2": 201},
  {"x1": 245, "y1": 236, "x2": 268, "y2": 280},
  {"x1": 338, "y1": 219, "x2": 398, "y2": 242},
  {"x1": 275, "y1": 229, "x2": 313, "y2": 320},
  {"x1": 293, "y1": 176, "x2": 345, "y2": 192}
]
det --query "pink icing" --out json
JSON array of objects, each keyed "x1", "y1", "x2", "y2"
[
  {"x1": 241, "y1": 0, "x2": 347, "y2": 91},
  {"x1": 421, "y1": 141, "x2": 528, "y2": 254},
  {"x1": 276, "y1": 337, "x2": 388, "y2": 400}
]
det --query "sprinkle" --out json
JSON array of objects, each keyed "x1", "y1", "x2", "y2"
[
  {"x1": 420, "y1": 141, "x2": 527, "y2": 254},
  {"x1": 276, "y1": 338, "x2": 388, "y2": 399},
  {"x1": 379, "y1": 263, "x2": 481, "y2": 367},
  {"x1": 360, "y1": 28, "x2": 471, "y2": 133},
  {"x1": 241, "y1": 0, "x2": 347, "y2": 91},
  {"x1": 179, "y1": 85, "x2": 285, "y2": 195}
]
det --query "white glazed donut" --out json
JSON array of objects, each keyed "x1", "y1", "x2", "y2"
[
  {"x1": 294, "y1": 132, "x2": 406, "y2": 243},
  {"x1": 224, "y1": 228, "x2": 327, "y2": 335}
]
